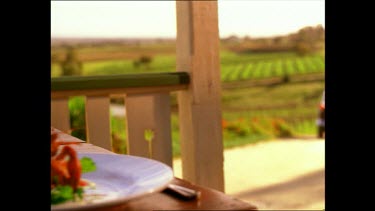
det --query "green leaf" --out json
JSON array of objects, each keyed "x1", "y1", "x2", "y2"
[
  {"x1": 51, "y1": 185, "x2": 74, "y2": 205},
  {"x1": 75, "y1": 187, "x2": 84, "y2": 200},
  {"x1": 80, "y1": 157, "x2": 96, "y2": 173}
]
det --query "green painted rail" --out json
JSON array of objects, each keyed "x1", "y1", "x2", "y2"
[{"x1": 51, "y1": 72, "x2": 190, "y2": 91}]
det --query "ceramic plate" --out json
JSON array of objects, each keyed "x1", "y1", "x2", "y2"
[{"x1": 51, "y1": 153, "x2": 174, "y2": 210}]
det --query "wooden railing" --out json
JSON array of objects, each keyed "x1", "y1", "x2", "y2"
[{"x1": 51, "y1": 72, "x2": 190, "y2": 167}]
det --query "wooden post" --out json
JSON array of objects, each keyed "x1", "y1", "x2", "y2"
[{"x1": 176, "y1": 0, "x2": 224, "y2": 191}]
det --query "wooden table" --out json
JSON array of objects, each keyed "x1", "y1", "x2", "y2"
[{"x1": 52, "y1": 127, "x2": 258, "y2": 210}]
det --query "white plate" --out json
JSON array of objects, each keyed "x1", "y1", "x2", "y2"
[{"x1": 51, "y1": 153, "x2": 174, "y2": 210}]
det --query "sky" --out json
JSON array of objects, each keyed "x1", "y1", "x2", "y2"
[{"x1": 51, "y1": 0, "x2": 325, "y2": 39}]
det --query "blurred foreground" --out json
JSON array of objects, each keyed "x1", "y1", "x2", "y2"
[{"x1": 173, "y1": 138, "x2": 325, "y2": 210}]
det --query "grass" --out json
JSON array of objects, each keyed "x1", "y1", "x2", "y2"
[
  {"x1": 223, "y1": 133, "x2": 272, "y2": 149},
  {"x1": 221, "y1": 80, "x2": 324, "y2": 109},
  {"x1": 292, "y1": 119, "x2": 317, "y2": 136},
  {"x1": 221, "y1": 80, "x2": 324, "y2": 141}
]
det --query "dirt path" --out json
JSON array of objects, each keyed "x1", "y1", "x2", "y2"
[{"x1": 173, "y1": 138, "x2": 325, "y2": 210}]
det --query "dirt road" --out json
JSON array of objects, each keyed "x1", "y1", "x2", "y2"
[{"x1": 173, "y1": 138, "x2": 325, "y2": 210}]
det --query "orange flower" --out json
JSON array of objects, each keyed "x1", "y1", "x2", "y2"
[{"x1": 222, "y1": 119, "x2": 228, "y2": 129}]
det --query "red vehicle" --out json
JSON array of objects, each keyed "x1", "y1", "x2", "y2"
[{"x1": 317, "y1": 91, "x2": 325, "y2": 138}]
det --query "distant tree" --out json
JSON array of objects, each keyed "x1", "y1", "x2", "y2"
[
  {"x1": 295, "y1": 42, "x2": 312, "y2": 56},
  {"x1": 139, "y1": 55, "x2": 152, "y2": 69},
  {"x1": 282, "y1": 74, "x2": 290, "y2": 83},
  {"x1": 133, "y1": 55, "x2": 153, "y2": 70},
  {"x1": 273, "y1": 36, "x2": 282, "y2": 45},
  {"x1": 243, "y1": 35, "x2": 252, "y2": 42},
  {"x1": 223, "y1": 35, "x2": 241, "y2": 44},
  {"x1": 51, "y1": 53, "x2": 59, "y2": 63},
  {"x1": 61, "y1": 47, "x2": 82, "y2": 76},
  {"x1": 294, "y1": 25, "x2": 325, "y2": 54}
]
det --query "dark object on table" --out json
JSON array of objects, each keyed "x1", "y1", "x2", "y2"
[{"x1": 163, "y1": 183, "x2": 201, "y2": 200}]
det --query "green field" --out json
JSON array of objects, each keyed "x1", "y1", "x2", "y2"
[
  {"x1": 219, "y1": 52, "x2": 324, "y2": 81},
  {"x1": 54, "y1": 46, "x2": 325, "y2": 156},
  {"x1": 51, "y1": 51, "x2": 324, "y2": 82}
]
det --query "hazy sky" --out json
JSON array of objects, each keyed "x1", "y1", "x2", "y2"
[{"x1": 51, "y1": 0, "x2": 325, "y2": 39}]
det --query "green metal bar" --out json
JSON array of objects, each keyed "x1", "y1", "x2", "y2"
[{"x1": 51, "y1": 72, "x2": 190, "y2": 91}]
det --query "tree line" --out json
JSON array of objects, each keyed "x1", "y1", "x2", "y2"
[{"x1": 222, "y1": 24, "x2": 325, "y2": 56}]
